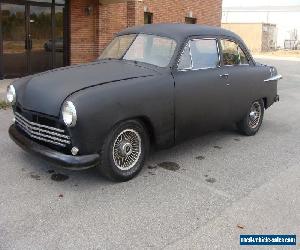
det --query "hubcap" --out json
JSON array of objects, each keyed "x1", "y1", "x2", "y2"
[
  {"x1": 113, "y1": 129, "x2": 142, "y2": 171},
  {"x1": 120, "y1": 142, "x2": 133, "y2": 156},
  {"x1": 248, "y1": 101, "x2": 262, "y2": 129}
]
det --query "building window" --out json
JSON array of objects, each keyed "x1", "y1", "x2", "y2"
[
  {"x1": 0, "y1": 0, "x2": 69, "y2": 78},
  {"x1": 185, "y1": 17, "x2": 197, "y2": 24},
  {"x1": 144, "y1": 12, "x2": 153, "y2": 24}
]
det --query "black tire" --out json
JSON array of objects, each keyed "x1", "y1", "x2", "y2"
[
  {"x1": 98, "y1": 120, "x2": 149, "y2": 182},
  {"x1": 237, "y1": 99, "x2": 265, "y2": 136}
]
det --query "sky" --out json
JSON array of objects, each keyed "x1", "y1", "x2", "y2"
[{"x1": 223, "y1": 0, "x2": 300, "y2": 7}]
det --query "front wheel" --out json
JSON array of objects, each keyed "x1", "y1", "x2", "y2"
[
  {"x1": 98, "y1": 120, "x2": 149, "y2": 182},
  {"x1": 237, "y1": 99, "x2": 264, "y2": 136}
]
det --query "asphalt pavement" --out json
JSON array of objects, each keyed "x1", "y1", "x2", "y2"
[{"x1": 0, "y1": 58, "x2": 300, "y2": 249}]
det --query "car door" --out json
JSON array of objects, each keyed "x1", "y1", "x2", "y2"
[
  {"x1": 219, "y1": 39, "x2": 267, "y2": 123},
  {"x1": 173, "y1": 38, "x2": 231, "y2": 142}
]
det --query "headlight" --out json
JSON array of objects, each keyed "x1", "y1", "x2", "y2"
[
  {"x1": 62, "y1": 101, "x2": 77, "y2": 127},
  {"x1": 6, "y1": 85, "x2": 16, "y2": 104}
]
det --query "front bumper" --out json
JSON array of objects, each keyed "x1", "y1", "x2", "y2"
[{"x1": 9, "y1": 125, "x2": 100, "y2": 170}]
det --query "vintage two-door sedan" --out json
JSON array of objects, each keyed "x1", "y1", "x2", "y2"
[{"x1": 7, "y1": 24, "x2": 281, "y2": 181}]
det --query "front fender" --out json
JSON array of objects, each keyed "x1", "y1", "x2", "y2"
[{"x1": 66, "y1": 74, "x2": 175, "y2": 154}]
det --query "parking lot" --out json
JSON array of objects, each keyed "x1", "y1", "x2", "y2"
[{"x1": 0, "y1": 58, "x2": 300, "y2": 249}]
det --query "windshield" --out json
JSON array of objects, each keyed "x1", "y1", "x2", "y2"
[{"x1": 99, "y1": 34, "x2": 177, "y2": 67}]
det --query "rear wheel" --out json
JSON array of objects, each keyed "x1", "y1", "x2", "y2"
[
  {"x1": 237, "y1": 99, "x2": 264, "y2": 136},
  {"x1": 98, "y1": 120, "x2": 149, "y2": 181}
]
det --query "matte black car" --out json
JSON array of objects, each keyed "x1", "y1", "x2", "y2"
[{"x1": 7, "y1": 24, "x2": 281, "y2": 181}]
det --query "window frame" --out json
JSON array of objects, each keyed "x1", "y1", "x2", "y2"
[
  {"x1": 185, "y1": 17, "x2": 197, "y2": 24},
  {"x1": 144, "y1": 12, "x2": 153, "y2": 24},
  {"x1": 220, "y1": 38, "x2": 251, "y2": 67},
  {"x1": 177, "y1": 37, "x2": 221, "y2": 72}
]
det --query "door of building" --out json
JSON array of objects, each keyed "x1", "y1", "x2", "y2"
[{"x1": 0, "y1": 0, "x2": 68, "y2": 79}]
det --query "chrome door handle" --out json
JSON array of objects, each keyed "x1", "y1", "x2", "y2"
[{"x1": 220, "y1": 73, "x2": 229, "y2": 79}]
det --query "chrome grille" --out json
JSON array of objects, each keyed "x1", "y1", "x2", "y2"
[{"x1": 15, "y1": 112, "x2": 71, "y2": 147}]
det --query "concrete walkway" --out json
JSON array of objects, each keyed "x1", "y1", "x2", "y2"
[
  {"x1": 0, "y1": 79, "x2": 14, "y2": 101},
  {"x1": 254, "y1": 55, "x2": 300, "y2": 62}
]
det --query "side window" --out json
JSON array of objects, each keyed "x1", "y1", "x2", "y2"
[
  {"x1": 178, "y1": 43, "x2": 192, "y2": 70},
  {"x1": 221, "y1": 39, "x2": 249, "y2": 66},
  {"x1": 221, "y1": 40, "x2": 240, "y2": 65},
  {"x1": 190, "y1": 39, "x2": 220, "y2": 69}
]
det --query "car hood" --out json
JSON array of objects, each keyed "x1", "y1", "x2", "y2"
[{"x1": 14, "y1": 60, "x2": 157, "y2": 117}]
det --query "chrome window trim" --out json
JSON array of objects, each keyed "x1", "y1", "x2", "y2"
[
  {"x1": 223, "y1": 63, "x2": 250, "y2": 68},
  {"x1": 189, "y1": 41, "x2": 194, "y2": 69},
  {"x1": 177, "y1": 38, "x2": 221, "y2": 72}
]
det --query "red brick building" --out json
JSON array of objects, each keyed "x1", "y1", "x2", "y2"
[{"x1": 0, "y1": 0, "x2": 222, "y2": 79}]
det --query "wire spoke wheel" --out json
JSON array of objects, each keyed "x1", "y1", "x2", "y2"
[
  {"x1": 112, "y1": 129, "x2": 142, "y2": 171},
  {"x1": 248, "y1": 101, "x2": 262, "y2": 129}
]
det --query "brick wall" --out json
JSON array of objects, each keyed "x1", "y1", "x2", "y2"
[
  {"x1": 98, "y1": 3, "x2": 128, "y2": 56},
  {"x1": 70, "y1": 0, "x2": 222, "y2": 64},
  {"x1": 142, "y1": 0, "x2": 222, "y2": 26},
  {"x1": 69, "y1": 0, "x2": 99, "y2": 64}
]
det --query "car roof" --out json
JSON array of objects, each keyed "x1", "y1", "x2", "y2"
[{"x1": 117, "y1": 23, "x2": 242, "y2": 44}]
